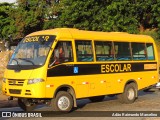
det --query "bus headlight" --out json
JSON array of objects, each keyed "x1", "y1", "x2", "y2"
[
  {"x1": 2, "y1": 78, "x2": 6, "y2": 83},
  {"x1": 27, "y1": 78, "x2": 44, "y2": 84}
]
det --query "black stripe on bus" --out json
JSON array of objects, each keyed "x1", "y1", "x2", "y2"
[{"x1": 47, "y1": 62, "x2": 157, "y2": 77}]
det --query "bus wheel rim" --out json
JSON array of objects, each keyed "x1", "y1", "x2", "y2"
[
  {"x1": 127, "y1": 88, "x2": 135, "y2": 100},
  {"x1": 58, "y1": 96, "x2": 70, "y2": 111}
]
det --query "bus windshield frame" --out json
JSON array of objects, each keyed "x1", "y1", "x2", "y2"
[{"x1": 7, "y1": 35, "x2": 56, "y2": 70}]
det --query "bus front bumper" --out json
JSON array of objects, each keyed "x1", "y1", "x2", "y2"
[{"x1": 2, "y1": 79, "x2": 46, "y2": 98}]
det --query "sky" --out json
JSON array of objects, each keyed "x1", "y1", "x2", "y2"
[{"x1": 0, "y1": 0, "x2": 16, "y2": 3}]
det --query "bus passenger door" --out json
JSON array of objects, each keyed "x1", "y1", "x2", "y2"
[{"x1": 46, "y1": 40, "x2": 75, "y2": 98}]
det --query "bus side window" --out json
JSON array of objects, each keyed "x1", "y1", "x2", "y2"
[
  {"x1": 95, "y1": 41, "x2": 114, "y2": 61},
  {"x1": 49, "y1": 41, "x2": 73, "y2": 67},
  {"x1": 146, "y1": 43, "x2": 155, "y2": 60},
  {"x1": 75, "y1": 40, "x2": 93, "y2": 62},
  {"x1": 114, "y1": 42, "x2": 131, "y2": 60},
  {"x1": 132, "y1": 43, "x2": 146, "y2": 60}
]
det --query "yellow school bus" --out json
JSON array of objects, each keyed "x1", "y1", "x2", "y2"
[{"x1": 2, "y1": 28, "x2": 159, "y2": 111}]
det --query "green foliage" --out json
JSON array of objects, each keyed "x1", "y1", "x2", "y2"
[
  {"x1": 1, "y1": 0, "x2": 160, "y2": 40},
  {"x1": 0, "y1": 3, "x2": 16, "y2": 39},
  {"x1": 15, "y1": 0, "x2": 45, "y2": 37},
  {"x1": 140, "y1": 30, "x2": 159, "y2": 41},
  {"x1": 58, "y1": 0, "x2": 139, "y2": 33},
  {"x1": 43, "y1": 20, "x2": 57, "y2": 29},
  {"x1": 0, "y1": 0, "x2": 60, "y2": 40}
]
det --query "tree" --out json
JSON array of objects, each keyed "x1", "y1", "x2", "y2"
[
  {"x1": 58, "y1": 0, "x2": 139, "y2": 33},
  {"x1": 15, "y1": 0, "x2": 60, "y2": 37},
  {"x1": 42, "y1": 0, "x2": 62, "y2": 29},
  {"x1": 102, "y1": 0, "x2": 139, "y2": 33},
  {"x1": 133, "y1": 0, "x2": 158, "y2": 31},
  {"x1": 0, "y1": 3, "x2": 16, "y2": 40},
  {"x1": 14, "y1": 0, "x2": 45, "y2": 38},
  {"x1": 1, "y1": 0, "x2": 160, "y2": 41}
]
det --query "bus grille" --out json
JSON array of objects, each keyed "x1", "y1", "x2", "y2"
[
  {"x1": 8, "y1": 79, "x2": 24, "y2": 86},
  {"x1": 9, "y1": 89, "x2": 21, "y2": 94}
]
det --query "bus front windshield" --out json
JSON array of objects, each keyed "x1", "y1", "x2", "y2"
[{"x1": 8, "y1": 35, "x2": 55, "y2": 69}]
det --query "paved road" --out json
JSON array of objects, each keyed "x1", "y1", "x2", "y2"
[{"x1": 1, "y1": 89, "x2": 160, "y2": 120}]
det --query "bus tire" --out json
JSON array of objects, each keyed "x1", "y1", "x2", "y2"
[
  {"x1": 51, "y1": 91, "x2": 73, "y2": 112},
  {"x1": 117, "y1": 83, "x2": 137, "y2": 104},
  {"x1": 18, "y1": 98, "x2": 36, "y2": 111},
  {"x1": 89, "y1": 95, "x2": 105, "y2": 102}
]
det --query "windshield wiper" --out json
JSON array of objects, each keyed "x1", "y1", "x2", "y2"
[
  {"x1": 18, "y1": 58, "x2": 35, "y2": 65},
  {"x1": 12, "y1": 58, "x2": 20, "y2": 67}
]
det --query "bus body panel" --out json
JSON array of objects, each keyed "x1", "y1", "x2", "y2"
[
  {"x1": 2, "y1": 66, "x2": 48, "y2": 98},
  {"x1": 2, "y1": 28, "x2": 159, "y2": 103}
]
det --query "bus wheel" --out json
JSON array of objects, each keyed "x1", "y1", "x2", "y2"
[
  {"x1": 89, "y1": 95, "x2": 105, "y2": 102},
  {"x1": 18, "y1": 98, "x2": 36, "y2": 111},
  {"x1": 117, "y1": 83, "x2": 137, "y2": 104},
  {"x1": 51, "y1": 91, "x2": 73, "y2": 112}
]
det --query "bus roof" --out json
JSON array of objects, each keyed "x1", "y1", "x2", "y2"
[{"x1": 27, "y1": 28, "x2": 154, "y2": 42}]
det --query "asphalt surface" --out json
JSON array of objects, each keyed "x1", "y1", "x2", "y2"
[{"x1": 1, "y1": 89, "x2": 160, "y2": 120}]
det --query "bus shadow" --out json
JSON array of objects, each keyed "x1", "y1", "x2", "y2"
[
  {"x1": 74, "y1": 95, "x2": 117, "y2": 111},
  {"x1": 138, "y1": 89, "x2": 158, "y2": 96},
  {"x1": 74, "y1": 89, "x2": 159, "y2": 111},
  {"x1": 33, "y1": 89, "x2": 159, "y2": 111}
]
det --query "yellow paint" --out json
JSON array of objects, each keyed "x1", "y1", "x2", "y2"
[
  {"x1": 2, "y1": 28, "x2": 159, "y2": 100},
  {"x1": 144, "y1": 64, "x2": 157, "y2": 70}
]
